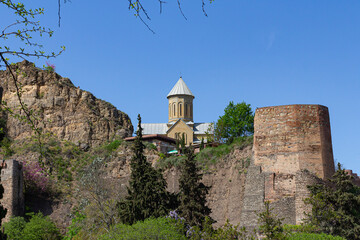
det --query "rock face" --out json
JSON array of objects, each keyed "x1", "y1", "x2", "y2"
[{"x1": 0, "y1": 60, "x2": 133, "y2": 147}]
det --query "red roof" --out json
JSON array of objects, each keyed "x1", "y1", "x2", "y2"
[{"x1": 124, "y1": 134, "x2": 176, "y2": 144}]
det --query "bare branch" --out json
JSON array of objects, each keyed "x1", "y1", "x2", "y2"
[
  {"x1": 202, "y1": 0, "x2": 208, "y2": 17},
  {"x1": 177, "y1": 0, "x2": 187, "y2": 20},
  {"x1": 58, "y1": 0, "x2": 61, "y2": 27}
]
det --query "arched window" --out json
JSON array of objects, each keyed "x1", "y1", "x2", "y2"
[
  {"x1": 190, "y1": 105, "x2": 193, "y2": 118},
  {"x1": 173, "y1": 103, "x2": 176, "y2": 116},
  {"x1": 179, "y1": 103, "x2": 182, "y2": 116},
  {"x1": 169, "y1": 104, "x2": 171, "y2": 117},
  {"x1": 185, "y1": 103, "x2": 188, "y2": 116}
]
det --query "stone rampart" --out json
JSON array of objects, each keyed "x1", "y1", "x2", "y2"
[
  {"x1": 247, "y1": 104, "x2": 335, "y2": 226},
  {"x1": 0, "y1": 159, "x2": 24, "y2": 223}
]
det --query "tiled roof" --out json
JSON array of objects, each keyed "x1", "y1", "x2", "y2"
[
  {"x1": 167, "y1": 77, "x2": 194, "y2": 98},
  {"x1": 124, "y1": 134, "x2": 176, "y2": 144},
  {"x1": 193, "y1": 122, "x2": 213, "y2": 134},
  {"x1": 139, "y1": 122, "x2": 213, "y2": 135},
  {"x1": 141, "y1": 123, "x2": 168, "y2": 135}
]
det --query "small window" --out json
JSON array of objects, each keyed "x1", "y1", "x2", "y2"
[
  {"x1": 185, "y1": 103, "x2": 188, "y2": 116},
  {"x1": 179, "y1": 103, "x2": 182, "y2": 116},
  {"x1": 173, "y1": 103, "x2": 176, "y2": 116}
]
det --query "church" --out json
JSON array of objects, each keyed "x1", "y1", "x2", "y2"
[{"x1": 140, "y1": 77, "x2": 213, "y2": 145}]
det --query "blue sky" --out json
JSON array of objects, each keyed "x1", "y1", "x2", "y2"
[{"x1": 1, "y1": 1, "x2": 359, "y2": 173}]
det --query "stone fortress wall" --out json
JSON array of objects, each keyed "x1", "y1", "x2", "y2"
[
  {"x1": 0, "y1": 160, "x2": 24, "y2": 223},
  {"x1": 0, "y1": 104, "x2": 346, "y2": 228},
  {"x1": 253, "y1": 104, "x2": 335, "y2": 179},
  {"x1": 241, "y1": 104, "x2": 335, "y2": 229}
]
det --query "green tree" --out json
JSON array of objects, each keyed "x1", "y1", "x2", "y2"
[
  {"x1": 178, "y1": 147, "x2": 212, "y2": 228},
  {"x1": 3, "y1": 213, "x2": 61, "y2": 240},
  {"x1": 257, "y1": 201, "x2": 287, "y2": 240},
  {"x1": 200, "y1": 137, "x2": 205, "y2": 151},
  {"x1": 118, "y1": 114, "x2": 172, "y2": 224},
  {"x1": 306, "y1": 163, "x2": 360, "y2": 239},
  {"x1": 214, "y1": 101, "x2": 254, "y2": 143}
]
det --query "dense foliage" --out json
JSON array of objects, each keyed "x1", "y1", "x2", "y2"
[
  {"x1": 178, "y1": 147, "x2": 212, "y2": 228},
  {"x1": 118, "y1": 114, "x2": 172, "y2": 224},
  {"x1": 3, "y1": 213, "x2": 61, "y2": 240},
  {"x1": 288, "y1": 232, "x2": 345, "y2": 240},
  {"x1": 306, "y1": 163, "x2": 360, "y2": 239},
  {"x1": 214, "y1": 101, "x2": 254, "y2": 143},
  {"x1": 100, "y1": 217, "x2": 187, "y2": 240}
]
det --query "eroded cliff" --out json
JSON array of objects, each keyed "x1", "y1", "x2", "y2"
[{"x1": 0, "y1": 60, "x2": 133, "y2": 148}]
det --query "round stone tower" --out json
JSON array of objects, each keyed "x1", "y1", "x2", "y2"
[
  {"x1": 167, "y1": 77, "x2": 194, "y2": 123},
  {"x1": 253, "y1": 104, "x2": 335, "y2": 180}
]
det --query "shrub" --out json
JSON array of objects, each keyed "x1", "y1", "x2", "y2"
[
  {"x1": 3, "y1": 216, "x2": 26, "y2": 240},
  {"x1": 288, "y1": 232, "x2": 345, "y2": 240},
  {"x1": 99, "y1": 217, "x2": 187, "y2": 240},
  {"x1": 283, "y1": 224, "x2": 319, "y2": 233},
  {"x1": 22, "y1": 160, "x2": 50, "y2": 193},
  {"x1": 4, "y1": 213, "x2": 61, "y2": 240},
  {"x1": 144, "y1": 142, "x2": 157, "y2": 150},
  {"x1": 105, "y1": 140, "x2": 122, "y2": 152}
]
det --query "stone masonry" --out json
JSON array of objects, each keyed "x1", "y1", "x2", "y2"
[
  {"x1": 0, "y1": 159, "x2": 24, "y2": 223},
  {"x1": 241, "y1": 104, "x2": 335, "y2": 227},
  {"x1": 254, "y1": 104, "x2": 335, "y2": 179}
]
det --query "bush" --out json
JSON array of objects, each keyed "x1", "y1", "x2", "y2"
[
  {"x1": 100, "y1": 217, "x2": 187, "y2": 240},
  {"x1": 196, "y1": 136, "x2": 253, "y2": 171},
  {"x1": 288, "y1": 232, "x2": 345, "y2": 240},
  {"x1": 105, "y1": 140, "x2": 122, "y2": 152},
  {"x1": 4, "y1": 212, "x2": 61, "y2": 240},
  {"x1": 3, "y1": 216, "x2": 26, "y2": 240},
  {"x1": 157, "y1": 155, "x2": 186, "y2": 169},
  {"x1": 22, "y1": 160, "x2": 50, "y2": 193},
  {"x1": 283, "y1": 224, "x2": 319, "y2": 233}
]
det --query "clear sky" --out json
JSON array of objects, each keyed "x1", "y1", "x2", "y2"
[{"x1": 1, "y1": 1, "x2": 359, "y2": 173}]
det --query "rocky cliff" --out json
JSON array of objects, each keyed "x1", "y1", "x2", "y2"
[{"x1": 0, "y1": 60, "x2": 133, "y2": 148}]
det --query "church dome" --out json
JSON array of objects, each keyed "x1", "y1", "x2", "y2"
[{"x1": 167, "y1": 77, "x2": 194, "y2": 98}]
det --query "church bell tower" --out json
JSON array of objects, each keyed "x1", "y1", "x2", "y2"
[{"x1": 167, "y1": 77, "x2": 194, "y2": 123}]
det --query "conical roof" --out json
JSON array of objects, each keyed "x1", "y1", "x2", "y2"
[{"x1": 167, "y1": 77, "x2": 194, "y2": 98}]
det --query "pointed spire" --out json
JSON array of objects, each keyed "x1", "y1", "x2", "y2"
[{"x1": 167, "y1": 77, "x2": 194, "y2": 98}]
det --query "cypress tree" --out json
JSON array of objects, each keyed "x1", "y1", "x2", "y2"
[
  {"x1": 178, "y1": 147, "x2": 212, "y2": 228},
  {"x1": 118, "y1": 114, "x2": 170, "y2": 225},
  {"x1": 200, "y1": 137, "x2": 205, "y2": 151}
]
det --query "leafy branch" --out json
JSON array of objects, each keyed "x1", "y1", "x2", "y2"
[
  {"x1": 0, "y1": 0, "x2": 64, "y2": 169},
  {"x1": 0, "y1": 0, "x2": 65, "y2": 67}
]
